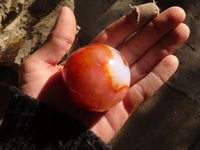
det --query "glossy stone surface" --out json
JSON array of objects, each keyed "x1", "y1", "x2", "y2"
[{"x1": 62, "y1": 43, "x2": 130, "y2": 112}]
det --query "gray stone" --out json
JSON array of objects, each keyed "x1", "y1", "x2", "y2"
[{"x1": 0, "y1": 0, "x2": 200, "y2": 149}]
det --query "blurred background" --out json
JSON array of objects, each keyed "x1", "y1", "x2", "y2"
[{"x1": 0, "y1": 0, "x2": 199, "y2": 149}]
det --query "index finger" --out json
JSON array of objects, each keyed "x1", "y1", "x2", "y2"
[{"x1": 91, "y1": 2, "x2": 159, "y2": 48}]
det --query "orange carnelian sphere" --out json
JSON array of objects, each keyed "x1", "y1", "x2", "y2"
[{"x1": 62, "y1": 43, "x2": 131, "y2": 112}]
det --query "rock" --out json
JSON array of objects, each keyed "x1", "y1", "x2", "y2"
[
  {"x1": 0, "y1": 34, "x2": 22, "y2": 63},
  {"x1": 0, "y1": 0, "x2": 200, "y2": 150},
  {"x1": 0, "y1": 0, "x2": 75, "y2": 66},
  {"x1": 0, "y1": 0, "x2": 75, "y2": 125}
]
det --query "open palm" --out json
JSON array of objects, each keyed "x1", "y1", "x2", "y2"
[{"x1": 19, "y1": 6, "x2": 189, "y2": 143}]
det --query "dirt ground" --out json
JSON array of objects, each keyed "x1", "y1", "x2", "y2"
[{"x1": 0, "y1": 0, "x2": 200, "y2": 149}]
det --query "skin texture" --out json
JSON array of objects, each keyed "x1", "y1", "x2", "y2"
[{"x1": 19, "y1": 6, "x2": 190, "y2": 143}]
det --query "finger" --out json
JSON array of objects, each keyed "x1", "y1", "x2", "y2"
[
  {"x1": 91, "y1": 2, "x2": 159, "y2": 48},
  {"x1": 130, "y1": 23, "x2": 189, "y2": 85},
  {"x1": 120, "y1": 7, "x2": 186, "y2": 65},
  {"x1": 32, "y1": 7, "x2": 76, "y2": 66},
  {"x1": 123, "y1": 55, "x2": 179, "y2": 114}
]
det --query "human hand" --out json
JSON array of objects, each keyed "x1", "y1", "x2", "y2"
[{"x1": 19, "y1": 6, "x2": 189, "y2": 143}]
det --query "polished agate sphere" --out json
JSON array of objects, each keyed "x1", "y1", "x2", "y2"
[{"x1": 62, "y1": 43, "x2": 130, "y2": 112}]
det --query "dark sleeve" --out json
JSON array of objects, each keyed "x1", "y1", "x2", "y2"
[{"x1": 0, "y1": 86, "x2": 112, "y2": 150}]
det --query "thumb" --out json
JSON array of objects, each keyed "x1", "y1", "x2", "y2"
[{"x1": 32, "y1": 7, "x2": 76, "y2": 66}]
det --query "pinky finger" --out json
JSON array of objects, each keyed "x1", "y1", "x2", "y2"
[{"x1": 123, "y1": 55, "x2": 179, "y2": 114}]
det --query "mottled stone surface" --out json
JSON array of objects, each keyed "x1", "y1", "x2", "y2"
[
  {"x1": 0, "y1": 0, "x2": 200, "y2": 149},
  {"x1": 0, "y1": 0, "x2": 75, "y2": 126}
]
